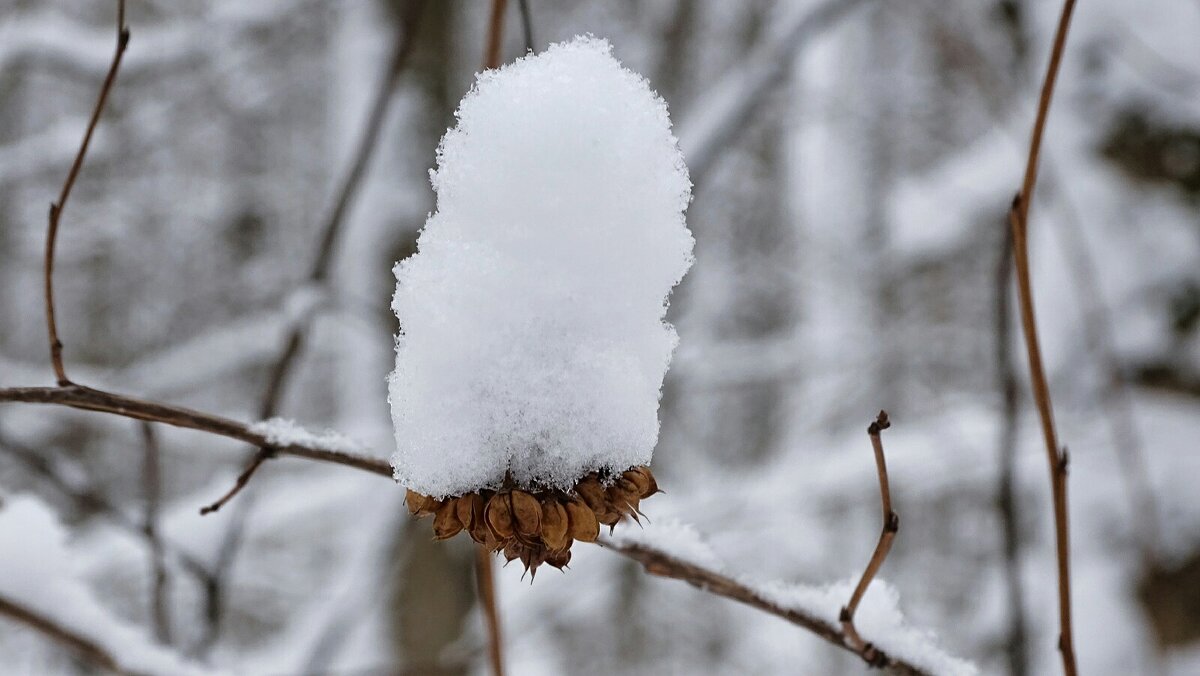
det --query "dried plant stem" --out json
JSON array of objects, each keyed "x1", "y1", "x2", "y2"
[
  {"x1": 0, "y1": 595, "x2": 121, "y2": 674},
  {"x1": 140, "y1": 423, "x2": 172, "y2": 645},
  {"x1": 483, "y1": 0, "x2": 509, "y2": 70},
  {"x1": 606, "y1": 540, "x2": 929, "y2": 675},
  {"x1": 474, "y1": 547, "x2": 505, "y2": 676},
  {"x1": 44, "y1": 0, "x2": 130, "y2": 385},
  {"x1": 839, "y1": 411, "x2": 899, "y2": 663},
  {"x1": 516, "y1": 0, "x2": 535, "y2": 53},
  {"x1": 1008, "y1": 1, "x2": 1079, "y2": 673}
]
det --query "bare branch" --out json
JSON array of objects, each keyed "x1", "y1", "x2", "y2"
[
  {"x1": 474, "y1": 546, "x2": 506, "y2": 676},
  {"x1": 0, "y1": 385, "x2": 390, "y2": 477},
  {"x1": 44, "y1": 0, "x2": 130, "y2": 386},
  {"x1": 1007, "y1": 1, "x2": 1079, "y2": 673},
  {"x1": 839, "y1": 411, "x2": 900, "y2": 663},
  {"x1": 516, "y1": 0, "x2": 535, "y2": 54},
  {"x1": 0, "y1": 595, "x2": 121, "y2": 674},
  {"x1": 603, "y1": 540, "x2": 931, "y2": 676},
  {"x1": 198, "y1": 450, "x2": 272, "y2": 516}
]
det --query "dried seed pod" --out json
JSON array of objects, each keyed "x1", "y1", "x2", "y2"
[
  {"x1": 540, "y1": 498, "x2": 570, "y2": 551},
  {"x1": 564, "y1": 497, "x2": 600, "y2": 542},
  {"x1": 432, "y1": 499, "x2": 463, "y2": 540},
  {"x1": 502, "y1": 540, "x2": 521, "y2": 563},
  {"x1": 624, "y1": 466, "x2": 659, "y2": 498},
  {"x1": 406, "y1": 489, "x2": 441, "y2": 518},
  {"x1": 456, "y1": 492, "x2": 481, "y2": 529},
  {"x1": 485, "y1": 492, "x2": 515, "y2": 540},
  {"x1": 546, "y1": 547, "x2": 572, "y2": 570},
  {"x1": 509, "y1": 490, "x2": 542, "y2": 538},
  {"x1": 575, "y1": 475, "x2": 607, "y2": 513}
]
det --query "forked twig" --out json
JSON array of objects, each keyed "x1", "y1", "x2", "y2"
[
  {"x1": 1007, "y1": 1, "x2": 1079, "y2": 673},
  {"x1": 44, "y1": 0, "x2": 130, "y2": 385},
  {"x1": 839, "y1": 410, "x2": 899, "y2": 665}
]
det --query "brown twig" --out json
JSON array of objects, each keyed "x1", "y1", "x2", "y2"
[
  {"x1": 474, "y1": 546, "x2": 505, "y2": 676},
  {"x1": 0, "y1": 385, "x2": 390, "y2": 477},
  {"x1": 839, "y1": 411, "x2": 900, "y2": 664},
  {"x1": 604, "y1": 540, "x2": 930, "y2": 675},
  {"x1": 0, "y1": 595, "x2": 122, "y2": 674},
  {"x1": 44, "y1": 0, "x2": 130, "y2": 386},
  {"x1": 515, "y1": 0, "x2": 534, "y2": 54},
  {"x1": 198, "y1": 450, "x2": 273, "y2": 516},
  {"x1": 140, "y1": 423, "x2": 172, "y2": 645},
  {"x1": 483, "y1": 0, "x2": 509, "y2": 70},
  {"x1": 1007, "y1": 1, "x2": 1079, "y2": 673}
]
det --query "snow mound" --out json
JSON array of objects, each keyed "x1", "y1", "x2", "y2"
[{"x1": 389, "y1": 36, "x2": 693, "y2": 497}]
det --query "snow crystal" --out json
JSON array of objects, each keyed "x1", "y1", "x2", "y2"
[
  {"x1": 389, "y1": 36, "x2": 694, "y2": 497},
  {"x1": 250, "y1": 417, "x2": 366, "y2": 454},
  {"x1": 0, "y1": 496, "x2": 216, "y2": 675}
]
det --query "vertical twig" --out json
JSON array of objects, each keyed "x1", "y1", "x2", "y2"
[
  {"x1": 474, "y1": 546, "x2": 505, "y2": 676},
  {"x1": 995, "y1": 228, "x2": 1029, "y2": 676},
  {"x1": 483, "y1": 0, "x2": 509, "y2": 70},
  {"x1": 840, "y1": 411, "x2": 899, "y2": 666},
  {"x1": 44, "y1": 0, "x2": 130, "y2": 385},
  {"x1": 140, "y1": 423, "x2": 172, "y2": 645},
  {"x1": 516, "y1": 0, "x2": 535, "y2": 54},
  {"x1": 1008, "y1": 1, "x2": 1079, "y2": 673}
]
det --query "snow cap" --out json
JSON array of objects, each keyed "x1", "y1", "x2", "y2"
[{"x1": 389, "y1": 36, "x2": 693, "y2": 497}]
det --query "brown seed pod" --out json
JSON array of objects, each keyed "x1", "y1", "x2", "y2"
[
  {"x1": 405, "y1": 489, "x2": 441, "y2": 518},
  {"x1": 624, "y1": 466, "x2": 659, "y2": 498},
  {"x1": 502, "y1": 540, "x2": 521, "y2": 563},
  {"x1": 540, "y1": 497, "x2": 570, "y2": 551},
  {"x1": 432, "y1": 499, "x2": 463, "y2": 540},
  {"x1": 575, "y1": 476, "x2": 607, "y2": 513},
  {"x1": 546, "y1": 547, "x2": 572, "y2": 571},
  {"x1": 564, "y1": 496, "x2": 600, "y2": 542},
  {"x1": 456, "y1": 492, "x2": 482, "y2": 529},
  {"x1": 485, "y1": 492, "x2": 515, "y2": 540},
  {"x1": 509, "y1": 490, "x2": 542, "y2": 538}
]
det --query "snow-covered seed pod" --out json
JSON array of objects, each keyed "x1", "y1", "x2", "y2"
[{"x1": 391, "y1": 36, "x2": 689, "y2": 577}]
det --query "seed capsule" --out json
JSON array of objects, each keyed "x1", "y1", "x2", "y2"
[
  {"x1": 485, "y1": 492, "x2": 515, "y2": 540},
  {"x1": 406, "y1": 489, "x2": 441, "y2": 518},
  {"x1": 432, "y1": 499, "x2": 463, "y2": 540},
  {"x1": 546, "y1": 547, "x2": 572, "y2": 570},
  {"x1": 564, "y1": 497, "x2": 600, "y2": 542},
  {"x1": 510, "y1": 490, "x2": 542, "y2": 538},
  {"x1": 540, "y1": 498, "x2": 570, "y2": 551},
  {"x1": 456, "y1": 492, "x2": 482, "y2": 529}
]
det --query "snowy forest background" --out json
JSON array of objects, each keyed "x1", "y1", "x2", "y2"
[{"x1": 2, "y1": 0, "x2": 1200, "y2": 674}]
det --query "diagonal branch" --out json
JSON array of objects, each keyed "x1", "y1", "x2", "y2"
[
  {"x1": 840, "y1": 410, "x2": 900, "y2": 664},
  {"x1": 0, "y1": 595, "x2": 121, "y2": 674},
  {"x1": 604, "y1": 540, "x2": 930, "y2": 676},
  {"x1": 44, "y1": 0, "x2": 130, "y2": 386},
  {"x1": 1007, "y1": 1, "x2": 1079, "y2": 673}
]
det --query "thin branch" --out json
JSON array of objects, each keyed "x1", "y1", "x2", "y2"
[
  {"x1": 0, "y1": 385, "x2": 391, "y2": 477},
  {"x1": 198, "y1": 449, "x2": 272, "y2": 516},
  {"x1": 603, "y1": 541, "x2": 930, "y2": 676},
  {"x1": 995, "y1": 227, "x2": 1029, "y2": 676},
  {"x1": 474, "y1": 546, "x2": 505, "y2": 676},
  {"x1": 140, "y1": 423, "x2": 172, "y2": 645},
  {"x1": 839, "y1": 411, "x2": 899, "y2": 664},
  {"x1": 483, "y1": 0, "x2": 509, "y2": 70},
  {"x1": 0, "y1": 595, "x2": 121, "y2": 674},
  {"x1": 1007, "y1": 1, "x2": 1079, "y2": 673},
  {"x1": 516, "y1": 0, "x2": 534, "y2": 54},
  {"x1": 44, "y1": 0, "x2": 130, "y2": 386}
]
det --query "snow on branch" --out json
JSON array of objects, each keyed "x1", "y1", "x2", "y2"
[{"x1": 604, "y1": 520, "x2": 976, "y2": 676}]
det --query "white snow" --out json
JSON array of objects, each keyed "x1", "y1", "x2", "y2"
[
  {"x1": 0, "y1": 496, "x2": 216, "y2": 676},
  {"x1": 250, "y1": 417, "x2": 366, "y2": 454},
  {"x1": 389, "y1": 36, "x2": 694, "y2": 497}
]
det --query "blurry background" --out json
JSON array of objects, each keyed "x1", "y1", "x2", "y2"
[{"x1": 2, "y1": 0, "x2": 1199, "y2": 674}]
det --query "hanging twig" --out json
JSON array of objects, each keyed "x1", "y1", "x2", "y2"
[
  {"x1": 474, "y1": 546, "x2": 506, "y2": 676},
  {"x1": 43, "y1": 0, "x2": 130, "y2": 385},
  {"x1": 839, "y1": 411, "x2": 900, "y2": 665},
  {"x1": 516, "y1": 0, "x2": 535, "y2": 54},
  {"x1": 1007, "y1": 1, "x2": 1079, "y2": 673}
]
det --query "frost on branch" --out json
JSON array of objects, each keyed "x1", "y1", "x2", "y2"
[{"x1": 389, "y1": 36, "x2": 693, "y2": 498}]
